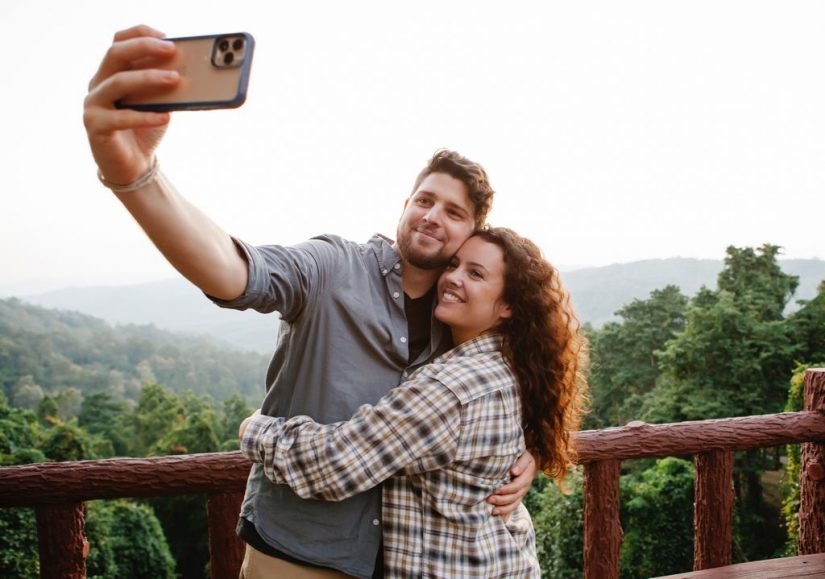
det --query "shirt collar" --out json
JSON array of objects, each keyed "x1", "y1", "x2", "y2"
[
  {"x1": 435, "y1": 332, "x2": 503, "y2": 363},
  {"x1": 369, "y1": 234, "x2": 402, "y2": 278}
]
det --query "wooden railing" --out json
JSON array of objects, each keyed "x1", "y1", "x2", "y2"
[{"x1": 1, "y1": 369, "x2": 823, "y2": 578}]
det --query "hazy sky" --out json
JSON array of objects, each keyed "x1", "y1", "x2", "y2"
[{"x1": 1, "y1": 1, "x2": 823, "y2": 294}]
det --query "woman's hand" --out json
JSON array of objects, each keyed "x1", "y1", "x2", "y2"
[
  {"x1": 238, "y1": 409, "x2": 262, "y2": 440},
  {"x1": 84, "y1": 25, "x2": 179, "y2": 185},
  {"x1": 488, "y1": 450, "x2": 537, "y2": 518}
]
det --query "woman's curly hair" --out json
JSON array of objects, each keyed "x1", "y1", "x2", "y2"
[{"x1": 473, "y1": 227, "x2": 588, "y2": 481}]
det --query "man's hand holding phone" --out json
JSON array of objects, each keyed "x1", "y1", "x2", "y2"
[
  {"x1": 84, "y1": 25, "x2": 180, "y2": 188},
  {"x1": 84, "y1": 25, "x2": 254, "y2": 188}
]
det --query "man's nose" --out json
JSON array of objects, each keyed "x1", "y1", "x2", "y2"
[{"x1": 423, "y1": 204, "x2": 443, "y2": 224}]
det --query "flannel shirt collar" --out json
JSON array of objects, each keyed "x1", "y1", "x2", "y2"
[{"x1": 434, "y1": 332, "x2": 503, "y2": 364}]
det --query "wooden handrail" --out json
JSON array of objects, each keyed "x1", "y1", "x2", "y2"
[
  {"x1": 1, "y1": 369, "x2": 823, "y2": 579},
  {"x1": 2, "y1": 410, "x2": 822, "y2": 509}
]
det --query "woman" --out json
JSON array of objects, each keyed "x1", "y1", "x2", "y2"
[{"x1": 240, "y1": 227, "x2": 586, "y2": 577}]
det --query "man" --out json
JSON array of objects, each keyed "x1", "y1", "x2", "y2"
[{"x1": 84, "y1": 25, "x2": 535, "y2": 578}]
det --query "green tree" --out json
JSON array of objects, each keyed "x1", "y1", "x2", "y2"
[
  {"x1": 587, "y1": 285, "x2": 688, "y2": 428},
  {"x1": 0, "y1": 507, "x2": 38, "y2": 578},
  {"x1": 85, "y1": 500, "x2": 176, "y2": 579},
  {"x1": 219, "y1": 393, "x2": 253, "y2": 450},
  {"x1": 133, "y1": 383, "x2": 182, "y2": 456},
  {"x1": 41, "y1": 422, "x2": 96, "y2": 462},
  {"x1": 531, "y1": 471, "x2": 584, "y2": 579},
  {"x1": 620, "y1": 458, "x2": 695, "y2": 578},
  {"x1": 37, "y1": 395, "x2": 59, "y2": 425}
]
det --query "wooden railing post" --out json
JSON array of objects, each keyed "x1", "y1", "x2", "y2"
[
  {"x1": 35, "y1": 502, "x2": 87, "y2": 579},
  {"x1": 206, "y1": 491, "x2": 246, "y2": 579},
  {"x1": 799, "y1": 369, "x2": 825, "y2": 554},
  {"x1": 584, "y1": 459, "x2": 622, "y2": 579},
  {"x1": 693, "y1": 449, "x2": 734, "y2": 569}
]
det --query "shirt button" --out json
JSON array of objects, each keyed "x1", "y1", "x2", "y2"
[
  {"x1": 400, "y1": 336, "x2": 407, "y2": 344},
  {"x1": 382, "y1": 269, "x2": 388, "y2": 275},
  {"x1": 392, "y1": 291, "x2": 400, "y2": 299},
  {"x1": 372, "y1": 519, "x2": 380, "y2": 526},
  {"x1": 394, "y1": 263, "x2": 401, "y2": 270}
]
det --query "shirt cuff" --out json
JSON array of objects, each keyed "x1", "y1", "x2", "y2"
[{"x1": 240, "y1": 414, "x2": 281, "y2": 464}]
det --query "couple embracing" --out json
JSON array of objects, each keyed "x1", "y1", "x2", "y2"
[{"x1": 86, "y1": 25, "x2": 586, "y2": 578}]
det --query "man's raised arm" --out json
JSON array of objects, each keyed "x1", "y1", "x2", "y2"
[{"x1": 83, "y1": 25, "x2": 247, "y2": 301}]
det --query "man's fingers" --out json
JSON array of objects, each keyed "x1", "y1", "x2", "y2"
[
  {"x1": 489, "y1": 480, "x2": 527, "y2": 502},
  {"x1": 84, "y1": 107, "x2": 170, "y2": 136},
  {"x1": 87, "y1": 68, "x2": 179, "y2": 113},
  {"x1": 510, "y1": 450, "x2": 535, "y2": 477},
  {"x1": 113, "y1": 24, "x2": 166, "y2": 43},
  {"x1": 89, "y1": 36, "x2": 176, "y2": 91}
]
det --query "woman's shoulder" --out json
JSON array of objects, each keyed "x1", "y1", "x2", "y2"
[{"x1": 430, "y1": 347, "x2": 515, "y2": 405}]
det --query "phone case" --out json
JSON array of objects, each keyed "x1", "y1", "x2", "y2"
[{"x1": 116, "y1": 32, "x2": 255, "y2": 112}]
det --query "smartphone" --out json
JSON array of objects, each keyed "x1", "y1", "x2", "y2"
[{"x1": 116, "y1": 32, "x2": 254, "y2": 112}]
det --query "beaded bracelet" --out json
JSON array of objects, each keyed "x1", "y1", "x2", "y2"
[{"x1": 97, "y1": 157, "x2": 160, "y2": 193}]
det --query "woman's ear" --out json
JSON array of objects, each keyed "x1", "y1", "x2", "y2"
[{"x1": 497, "y1": 302, "x2": 512, "y2": 321}]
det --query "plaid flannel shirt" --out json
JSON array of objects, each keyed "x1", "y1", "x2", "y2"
[{"x1": 241, "y1": 333, "x2": 540, "y2": 578}]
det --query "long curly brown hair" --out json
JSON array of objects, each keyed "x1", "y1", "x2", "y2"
[{"x1": 473, "y1": 227, "x2": 588, "y2": 480}]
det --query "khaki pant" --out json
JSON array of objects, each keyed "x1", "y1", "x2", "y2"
[{"x1": 239, "y1": 544, "x2": 354, "y2": 579}]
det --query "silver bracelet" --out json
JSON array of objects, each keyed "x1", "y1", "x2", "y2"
[{"x1": 97, "y1": 157, "x2": 160, "y2": 193}]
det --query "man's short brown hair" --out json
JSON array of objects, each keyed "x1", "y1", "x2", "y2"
[{"x1": 411, "y1": 149, "x2": 495, "y2": 229}]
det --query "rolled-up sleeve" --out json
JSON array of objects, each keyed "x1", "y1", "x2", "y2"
[
  {"x1": 207, "y1": 236, "x2": 346, "y2": 322},
  {"x1": 240, "y1": 377, "x2": 462, "y2": 501}
]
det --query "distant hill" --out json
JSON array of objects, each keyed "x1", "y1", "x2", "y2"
[
  {"x1": 22, "y1": 279, "x2": 280, "y2": 353},
  {"x1": 562, "y1": 258, "x2": 825, "y2": 327},
  {"x1": 0, "y1": 298, "x2": 268, "y2": 403},
  {"x1": 18, "y1": 257, "x2": 825, "y2": 349}
]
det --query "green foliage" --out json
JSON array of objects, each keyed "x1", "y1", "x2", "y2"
[
  {"x1": 0, "y1": 402, "x2": 43, "y2": 466},
  {"x1": 619, "y1": 458, "x2": 695, "y2": 578},
  {"x1": 530, "y1": 471, "x2": 584, "y2": 579},
  {"x1": 41, "y1": 421, "x2": 96, "y2": 462},
  {"x1": 782, "y1": 363, "x2": 825, "y2": 556},
  {"x1": 86, "y1": 500, "x2": 176, "y2": 579},
  {"x1": 37, "y1": 395, "x2": 59, "y2": 425},
  {"x1": 0, "y1": 297, "x2": 267, "y2": 405},
  {"x1": 587, "y1": 285, "x2": 688, "y2": 428},
  {"x1": 0, "y1": 507, "x2": 38, "y2": 578}
]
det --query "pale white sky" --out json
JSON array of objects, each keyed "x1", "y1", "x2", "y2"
[{"x1": 1, "y1": 1, "x2": 823, "y2": 295}]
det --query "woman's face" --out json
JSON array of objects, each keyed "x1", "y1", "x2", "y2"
[{"x1": 435, "y1": 236, "x2": 512, "y2": 345}]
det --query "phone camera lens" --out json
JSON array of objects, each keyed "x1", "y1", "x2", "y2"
[
  {"x1": 223, "y1": 52, "x2": 235, "y2": 65},
  {"x1": 233, "y1": 38, "x2": 244, "y2": 51},
  {"x1": 219, "y1": 40, "x2": 229, "y2": 52}
]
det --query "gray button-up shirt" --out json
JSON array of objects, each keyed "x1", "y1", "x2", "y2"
[{"x1": 211, "y1": 233, "x2": 445, "y2": 578}]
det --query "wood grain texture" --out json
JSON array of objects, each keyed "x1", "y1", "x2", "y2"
[
  {"x1": 574, "y1": 410, "x2": 825, "y2": 464},
  {"x1": 584, "y1": 460, "x2": 622, "y2": 579},
  {"x1": 35, "y1": 502, "x2": 86, "y2": 579},
  {"x1": 652, "y1": 552, "x2": 825, "y2": 578},
  {"x1": 207, "y1": 491, "x2": 245, "y2": 579},
  {"x1": 694, "y1": 450, "x2": 734, "y2": 569},
  {"x1": 0, "y1": 452, "x2": 251, "y2": 508},
  {"x1": 799, "y1": 369, "x2": 825, "y2": 555}
]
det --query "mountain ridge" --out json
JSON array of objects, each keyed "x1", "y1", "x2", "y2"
[{"x1": 16, "y1": 257, "x2": 825, "y2": 352}]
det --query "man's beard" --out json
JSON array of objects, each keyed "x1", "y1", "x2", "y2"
[{"x1": 397, "y1": 230, "x2": 451, "y2": 270}]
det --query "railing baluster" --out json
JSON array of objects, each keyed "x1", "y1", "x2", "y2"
[
  {"x1": 799, "y1": 369, "x2": 825, "y2": 554},
  {"x1": 206, "y1": 491, "x2": 246, "y2": 579},
  {"x1": 584, "y1": 459, "x2": 622, "y2": 579},
  {"x1": 35, "y1": 502, "x2": 87, "y2": 579},
  {"x1": 693, "y1": 449, "x2": 734, "y2": 569}
]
